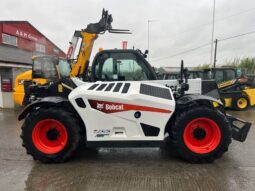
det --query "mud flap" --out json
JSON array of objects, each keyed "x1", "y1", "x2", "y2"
[{"x1": 227, "y1": 115, "x2": 251, "y2": 142}]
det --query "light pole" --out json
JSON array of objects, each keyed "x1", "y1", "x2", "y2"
[
  {"x1": 210, "y1": 0, "x2": 216, "y2": 69},
  {"x1": 147, "y1": 19, "x2": 158, "y2": 62}
]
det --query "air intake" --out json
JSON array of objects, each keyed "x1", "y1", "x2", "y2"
[{"x1": 140, "y1": 84, "x2": 172, "y2": 100}]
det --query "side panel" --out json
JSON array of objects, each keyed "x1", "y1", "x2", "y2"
[
  {"x1": 144, "y1": 79, "x2": 202, "y2": 95},
  {"x1": 69, "y1": 82, "x2": 175, "y2": 141},
  {"x1": 224, "y1": 98, "x2": 232, "y2": 108},
  {"x1": 243, "y1": 89, "x2": 255, "y2": 106},
  {"x1": 71, "y1": 78, "x2": 202, "y2": 95}
]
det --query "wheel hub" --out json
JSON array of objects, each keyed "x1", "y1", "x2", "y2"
[
  {"x1": 193, "y1": 127, "x2": 206, "y2": 140},
  {"x1": 46, "y1": 128, "x2": 59, "y2": 141},
  {"x1": 237, "y1": 98, "x2": 247, "y2": 109},
  {"x1": 32, "y1": 119, "x2": 68, "y2": 154},
  {"x1": 183, "y1": 117, "x2": 222, "y2": 154}
]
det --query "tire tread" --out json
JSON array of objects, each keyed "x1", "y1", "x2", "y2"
[
  {"x1": 170, "y1": 106, "x2": 232, "y2": 163},
  {"x1": 21, "y1": 107, "x2": 82, "y2": 163}
]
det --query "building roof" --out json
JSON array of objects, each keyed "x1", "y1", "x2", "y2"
[{"x1": 0, "y1": 21, "x2": 66, "y2": 56}]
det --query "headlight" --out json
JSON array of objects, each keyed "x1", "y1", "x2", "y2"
[{"x1": 212, "y1": 101, "x2": 219, "y2": 108}]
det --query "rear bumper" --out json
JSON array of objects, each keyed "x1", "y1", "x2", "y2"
[{"x1": 227, "y1": 115, "x2": 251, "y2": 142}]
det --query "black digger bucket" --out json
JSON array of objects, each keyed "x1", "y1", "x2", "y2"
[{"x1": 227, "y1": 115, "x2": 251, "y2": 142}]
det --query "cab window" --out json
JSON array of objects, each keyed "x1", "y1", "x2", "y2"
[
  {"x1": 94, "y1": 52, "x2": 153, "y2": 81},
  {"x1": 32, "y1": 57, "x2": 58, "y2": 81},
  {"x1": 214, "y1": 70, "x2": 224, "y2": 83},
  {"x1": 58, "y1": 59, "x2": 71, "y2": 77},
  {"x1": 166, "y1": 74, "x2": 178, "y2": 80},
  {"x1": 224, "y1": 70, "x2": 236, "y2": 81},
  {"x1": 203, "y1": 71, "x2": 211, "y2": 80}
]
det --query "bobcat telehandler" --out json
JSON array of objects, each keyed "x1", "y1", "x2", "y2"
[{"x1": 18, "y1": 9, "x2": 251, "y2": 163}]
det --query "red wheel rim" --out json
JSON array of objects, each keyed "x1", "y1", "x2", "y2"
[
  {"x1": 32, "y1": 119, "x2": 68, "y2": 154},
  {"x1": 183, "y1": 118, "x2": 221, "y2": 154}
]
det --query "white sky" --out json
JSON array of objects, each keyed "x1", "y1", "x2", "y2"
[{"x1": 1, "y1": 0, "x2": 255, "y2": 67}]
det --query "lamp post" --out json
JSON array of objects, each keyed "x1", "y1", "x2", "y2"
[{"x1": 147, "y1": 19, "x2": 158, "y2": 62}]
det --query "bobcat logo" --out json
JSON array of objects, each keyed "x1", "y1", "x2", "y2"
[{"x1": 96, "y1": 103, "x2": 104, "y2": 110}]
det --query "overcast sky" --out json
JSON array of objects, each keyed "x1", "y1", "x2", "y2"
[{"x1": 1, "y1": 0, "x2": 255, "y2": 67}]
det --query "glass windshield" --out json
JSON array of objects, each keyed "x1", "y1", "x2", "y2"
[
  {"x1": 215, "y1": 70, "x2": 224, "y2": 83},
  {"x1": 203, "y1": 71, "x2": 211, "y2": 80},
  {"x1": 33, "y1": 57, "x2": 58, "y2": 80},
  {"x1": 95, "y1": 52, "x2": 153, "y2": 81},
  {"x1": 224, "y1": 69, "x2": 236, "y2": 81},
  {"x1": 32, "y1": 56, "x2": 70, "y2": 81},
  {"x1": 58, "y1": 59, "x2": 71, "y2": 78}
]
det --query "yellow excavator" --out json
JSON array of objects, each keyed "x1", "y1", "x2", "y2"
[
  {"x1": 13, "y1": 28, "x2": 85, "y2": 106},
  {"x1": 13, "y1": 9, "x2": 130, "y2": 106},
  {"x1": 13, "y1": 58, "x2": 50, "y2": 106}
]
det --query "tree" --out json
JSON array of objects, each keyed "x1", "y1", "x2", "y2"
[
  {"x1": 239, "y1": 57, "x2": 255, "y2": 74},
  {"x1": 220, "y1": 58, "x2": 240, "y2": 68},
  {"x1": 194, "y1": 64, "x2": 210, "y2": 70}
]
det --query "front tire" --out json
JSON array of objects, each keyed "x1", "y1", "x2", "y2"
[
  {"x1": 21, "y1": 107, "x2": 81, "y2": 163},
  {"x1": 170, "y1": 106, "x2": 231, "y2": 163},
  {"x1": 232, "y1": 95, "x2": 249, "y2": 111}
]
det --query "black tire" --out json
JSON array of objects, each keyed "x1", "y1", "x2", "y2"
[
  {"x1": 170, "y1": 106, "x2": 232, "y2": 163},
  {"x1": 232, "y1": 94, "x2": 250, "y2": 111},
  {"x1": 21, "y1": 107, "x2": 82, "y2": 163}
]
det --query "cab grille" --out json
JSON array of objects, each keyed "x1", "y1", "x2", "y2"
[{"x1": 140, "y1": 84, "x2": 172, "y2": 100}]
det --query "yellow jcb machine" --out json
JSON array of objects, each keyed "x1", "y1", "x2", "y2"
[{"x1": 13, "y1": 9, "x2": 130, "y2": 106}]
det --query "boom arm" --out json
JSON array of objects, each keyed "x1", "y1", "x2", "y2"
[
  {"x1": 69, "y1": 32, "x2": 98, "y2": 78},
  {"x1": 66, "y1": 30, "x2": 81, "y2": 60},
  {"x1": 69, "y1": 9, "x2": 130, "y2": 79}
]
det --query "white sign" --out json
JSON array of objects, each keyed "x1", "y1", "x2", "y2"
[{"x1": 16, "y1": 30, "x2": 38, "y2": 42}]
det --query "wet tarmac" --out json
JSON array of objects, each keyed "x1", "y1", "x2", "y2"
[{"x1": 0, "y1": 108, "x2": 254, "y2": 191}]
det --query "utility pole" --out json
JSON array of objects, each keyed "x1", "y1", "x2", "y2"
[
  {"x1": 210, "y1": 0, "x2": 216, "y2": 72},
  {"x1": 147, "y1": 20, "x2": 151, "y2": 62},
  {"x1": 213, "y1": 39, "x2": 218, "y2": 69}
]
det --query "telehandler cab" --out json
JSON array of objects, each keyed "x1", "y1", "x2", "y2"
[{"x1": 18, "y1": 9, "x2": 251, "y2": 163}]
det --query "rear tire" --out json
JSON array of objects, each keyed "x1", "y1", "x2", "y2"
[
  {"x1": 170, "y1": 106, "x2": 231, "y2": 163},
  {"x1": 21, "y1": 107, "x2": 81, "y2": 163},
  {"x1": 232, "y1": 95, "x2": 249, "y2": 111}
]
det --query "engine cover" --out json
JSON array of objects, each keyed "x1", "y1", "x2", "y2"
[{"x1": 69, "y1": 81, "x2": 175, "y2": 141}]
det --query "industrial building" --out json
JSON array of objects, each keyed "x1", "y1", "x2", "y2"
[{"x1": 0, "y1": 21, "x2": 66, "y2": 108}]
